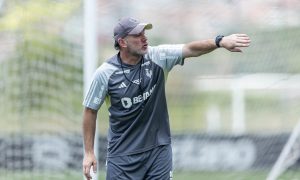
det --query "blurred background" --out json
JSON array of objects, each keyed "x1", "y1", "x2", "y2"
[{"x1": 0, "y1": 0, "x2": 300, "y2": 179}]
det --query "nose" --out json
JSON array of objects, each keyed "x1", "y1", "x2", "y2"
[{"x1": 141, "y1": 33, "x2": 147, "y2": 42}]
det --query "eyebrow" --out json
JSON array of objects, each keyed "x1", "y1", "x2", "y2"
[{"x1": 129, "y1": 31, "x2": 146, "y2": 37}]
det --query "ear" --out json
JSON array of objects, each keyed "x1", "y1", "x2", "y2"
[{"x1": 118, "y1": 38, "x2": 128, "y2": 48}]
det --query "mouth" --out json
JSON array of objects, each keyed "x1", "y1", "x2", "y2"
[{"x1": 142, "y1": 44, "x2": 148, "y2": 49}]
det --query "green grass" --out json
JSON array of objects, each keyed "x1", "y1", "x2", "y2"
[{"x1": 2, "y1": 170, "x2": 300, "y2": 180}]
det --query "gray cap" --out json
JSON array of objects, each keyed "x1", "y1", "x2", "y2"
[{"x1": 113, "y1": 17, "x2": 152, "y2": 41}]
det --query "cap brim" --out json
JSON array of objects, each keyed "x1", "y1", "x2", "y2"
[{"x1": 128, "y1": 23, "x2": 153, "y2": 35}]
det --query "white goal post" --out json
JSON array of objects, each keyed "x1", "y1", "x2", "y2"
[
  {"x1": 267, "y1": 120, "x2": 300, "y2": 180},
  {"x1": 83, "y1": 0, "x2": 98, "y2": 179}
]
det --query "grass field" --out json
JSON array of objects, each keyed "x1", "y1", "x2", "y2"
[{"x1": 1, "y1": 170, "x2": 300, "y2": 180}]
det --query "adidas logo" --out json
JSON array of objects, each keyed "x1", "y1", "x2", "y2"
[{"x1": 118, "y1": 82, "x2": 127, "y2": 89}]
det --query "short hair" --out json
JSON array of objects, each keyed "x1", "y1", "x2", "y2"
[{"x1": 114, "y1": 40, "x2": 120, "y2": 50}]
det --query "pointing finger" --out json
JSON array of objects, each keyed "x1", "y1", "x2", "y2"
[{"x1": 235, "y1": 34, "x2": 249, "y2": 37}]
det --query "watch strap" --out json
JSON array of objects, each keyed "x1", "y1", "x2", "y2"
[{"x1": 215, "y1": 35, "x2": 224, "y2": 48}]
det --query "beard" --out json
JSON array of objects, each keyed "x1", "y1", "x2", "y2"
[{"x1": 127, "y1": 44, "x2": 148, "y2": 56}]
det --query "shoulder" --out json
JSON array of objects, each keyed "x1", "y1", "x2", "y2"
[
  {"x1": 97, "y1": 62, "x2": 117, "y2": 73},
  {"x1": 94, "y1": 59, "x2": 118, "y2": 81},
  {"x1": 146, "y1": 45, "x2": 184, "y2": 57},
  {"x1": 105, "y1": 54, "x2": 120, "y2": 67}
]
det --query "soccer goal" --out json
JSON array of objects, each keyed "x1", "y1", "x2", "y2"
[
  {"x1": 1, "y1": 1, "x2": 300, "y2": 180},
  {"x1": 0, "y1": 0, "x2": 85, "y2": 179},
  {"x1": 267, "y1": 120, "x2": 300, "y2": 180}
]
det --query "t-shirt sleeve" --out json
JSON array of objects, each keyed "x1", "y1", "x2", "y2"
[
  {"x1": 146, "y1": 44, "x2": 184, "y2": 72},
  {"x1": 82, "y1": 62, "x2": 116, "y2": 110}
]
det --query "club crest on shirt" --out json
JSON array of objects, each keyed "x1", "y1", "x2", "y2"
[{"x1": 145, "y1": 69, "x2": 152, "y2": 78}]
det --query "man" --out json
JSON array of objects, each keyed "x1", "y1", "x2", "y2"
[{"x1": 82, "y1": 17, "x2": 250, "y2": 180}]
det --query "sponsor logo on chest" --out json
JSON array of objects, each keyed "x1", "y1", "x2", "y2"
[{"x1": 121, "y1": 84, "x2": 156, "y2": 108}]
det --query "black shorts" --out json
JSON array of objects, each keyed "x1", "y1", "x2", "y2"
[{"x1": 106, "y1": 145, "x2": 173, "y2": 180}]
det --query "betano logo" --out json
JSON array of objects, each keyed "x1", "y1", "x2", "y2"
[{"x1": 121, "y1": 84, "x2": 156, "y2": 108}]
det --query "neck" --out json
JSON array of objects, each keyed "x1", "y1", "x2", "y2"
[{"x1": 119, "y1": 51, "x2": 142, "y2": 65}]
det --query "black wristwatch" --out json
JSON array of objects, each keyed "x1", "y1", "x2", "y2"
[{"x1": 215, "y1": 35, "x2": 224, "y2": 48}]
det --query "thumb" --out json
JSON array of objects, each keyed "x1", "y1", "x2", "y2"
[
  {"x1": 230, "y1": 47, "x2": 242, "y2": 52},
  {"x1": 93, "y1": 161, "x2": 97, "y2": 173}
]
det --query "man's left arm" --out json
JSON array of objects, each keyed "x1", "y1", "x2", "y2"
[{"x1": 182, "y1": 34, "x2": 251, "y2": 58}]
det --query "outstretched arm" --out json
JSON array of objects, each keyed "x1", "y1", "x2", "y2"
[
  {"x1": 82, "y1": 107, "x2": 98, "y2": 180},
  {"x1": 182, "y1": 34, "x2": 251, "y2": 58}
]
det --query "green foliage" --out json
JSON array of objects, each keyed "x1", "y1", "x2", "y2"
[
  {"x1": 0, "y1": 0, "x2": 83, "y2": 133},
  {"x1": 0, "y1": 0, "x2": 81, "y2": 31}
]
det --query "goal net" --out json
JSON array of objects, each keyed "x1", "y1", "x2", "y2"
[
  {"x1": 267, "y1": 120, "x2": 300, "y2": 180},
  {"x1": 0, "y1": 0, "x2": 85, "y2": 179},
  {"x1": 1, "y1": 0, "x2": 300, "y2": 180}
]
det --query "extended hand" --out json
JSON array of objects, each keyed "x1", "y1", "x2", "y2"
[
  {"x1": 83, "y1": 153, "x2": 97, "y2": 180},
  {"x1": 220, "y1": 34, "x2": 251, "y2": 52}
]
